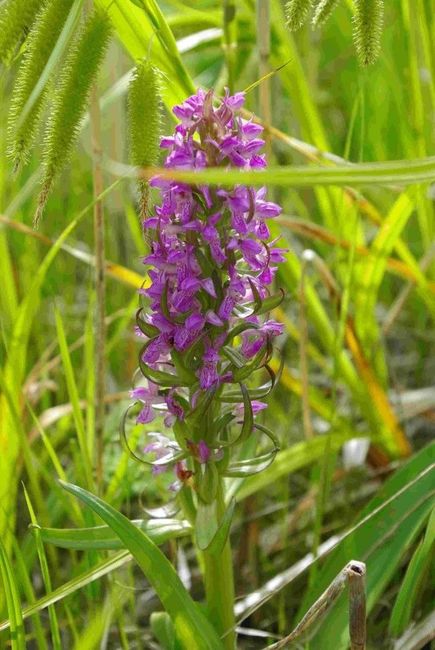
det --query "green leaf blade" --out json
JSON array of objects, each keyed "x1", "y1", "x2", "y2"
[{"x1": 59, "y1": 481, "x2": 223, "y2": 649}]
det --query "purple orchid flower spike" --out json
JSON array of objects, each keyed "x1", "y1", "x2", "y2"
[{"x1": 126, "y1": 87, "x2": 285, "y2": 502}]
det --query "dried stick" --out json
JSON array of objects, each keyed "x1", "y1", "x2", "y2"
[
  {"x1": 256, "y1": 0, "x2": 272, "y2": 159},
  {"x1": 222, "y1": 0, "x2": 236, "y2": 92},
  {"x1": 382, "y1": 242, "x2": 435, "y2": 334},
  {"x1": 299, "y1": 251, "x2": 315, "y2": 440},
  {"x1": 90, "y1": 81, "x2": 106, "y2": 492},
  {"x1": 266, "y1": 560, "x2": 366, "y2": 649}
]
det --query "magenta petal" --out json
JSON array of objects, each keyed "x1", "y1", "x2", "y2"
[{"x1": 198, "y1": 440, "x2": 211, "y2": 464}]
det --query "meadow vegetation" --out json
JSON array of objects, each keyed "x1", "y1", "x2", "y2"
[{"x1": 0, "y1": 1, "x2": 434, "y2": 648}]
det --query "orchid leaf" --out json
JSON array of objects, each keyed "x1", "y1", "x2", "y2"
[
  {"x1": 136, "y1": 308, "x2": 159, "y2": 337},
  {"x1": 207, "y1": 499, "x2": 236, "y2": 556},
  {"x1": 222, "y1": 345, "x2": 245, "y2": 369},
  {"x1": 195, "y1": 499, "x2": 219, "y2": 551},
  {"x1": 59, "y1": 481, "x2": 223, "y2": 649},
  {"x1": 139, "y1": 354, "x2": 186, "y2": 388},
  {"x1": 223, "y1": 423, "x2": 279, "y2": 477},
  {"x1": 254, "y1": 289, "x2": 285, "y2": 315},
  {"x1": 196, "y1": 498, "x2": 236, "y2": 554},
  {"x1": 239, "y1": 383, "x2": 254, "y2": 442},
  {"x1": 35, "y1": 518, "x2": 191, "y2": 551}
]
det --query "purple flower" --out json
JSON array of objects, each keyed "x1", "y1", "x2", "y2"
[
  {"x1": 198, "y1": 440, "x2": 211, "y2": 464},
  {"x1": 134, "y1": 87, "x2": 285, "y2": 481},
  {"x1": 130, "y1": 382, "x2": 165, "y2": 424},
  {"x1": 233, "y1": 400, "x2": 267, "y2": 418},
  {"x1": 144, "y1": 433, "x2": 180, "y2": 475}
]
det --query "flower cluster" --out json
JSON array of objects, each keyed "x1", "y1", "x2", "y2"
[{"x1": 129, "y1": 88, "x2": 285, "y2": 496}]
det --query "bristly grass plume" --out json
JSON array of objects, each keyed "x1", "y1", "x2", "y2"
[
  {"x1": 0, "y1": 0, "x2": 45, "y2": 65},
  {"x1": 312, "y1": 0, "x2": 342, "y2": 27},
  {"x1": 286, "y1": 0, "x2": 384, "y2": 65},
  {"x1": 34, "y1": 7, "x2": 111, "y2": 227},
  {"x1": 128, "y1": 60, "x2": 162, "y2": 221},
  {"x1": 285, "y1": 0, "x2": 313, "y2": 31},
  {"x1": 7, "y1": 0, "x2": 73, "y2": 170},
  {"x1": 353, "y1": 0, "x2": 384, "y2": 66}
]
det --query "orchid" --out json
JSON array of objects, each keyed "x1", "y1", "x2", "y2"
[{"x1": 128, "y1": 88, "x2": 285, "y2": 500}]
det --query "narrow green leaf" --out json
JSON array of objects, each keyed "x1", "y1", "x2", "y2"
[
  {"x1": 59, "y1": 481, "x2": 223, "y2": 649},
  {"x1": 222, "y1": 346, "x2": 245, "y2": 368},
  {"x1": 23, "y1": 486, "x2": 61, "y2": 650},
  {"x1": 139, "y1": 351, "x2": 187, "y2": 387},
  {"x1": 0, "y1": 537, "x2": 25, "y2": 649},
  {"x1": 207, "y1": 499, "x2": 236, "y2": 556},
  {"x1": 148, "y1": 155, "x2": 435, "y2": 188},
  {"x1": 37, "y1": 518, "x2": 191, "y2": 550},
  {"x1": 54, "y1": 308, "x2": 94, "y2": 490},
  {"x1": 389, "y1": 506, "x2": 435, "y2": 636},
  {"x1": 239, "y1": 384, "x2": 254, "y2": 442},
  {"x1": 196, "y1": 500, "x2": 219, "y2": 551},
  {"x1": 357, "y1": 189, "x2": 416, "y2": 342},
  {"x1": 254, "y1": 289, "x2": 285, "y2": 315}
]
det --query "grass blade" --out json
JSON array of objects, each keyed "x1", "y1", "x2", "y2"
[
  {"x1": 0, "y1": 538, "x2": 25, "y2": 649},
  {"x1": 59, "y1": 480, "x2": 224, "y2": 649},
  {"x1": 143, "y1": 155, "x2": 435, "y2": 187},
  {"x1": 23, "y1": 486, "x2": 62, "y2": 650},
  {"x1": 389, "y1": 506, "x2": 435, "y2": 636},
  {"x1": 54, "y1": 308, "x2": 94, "y2": 490},
  {"x1": 36, "y1": 518, "x2": 191, "y2": 551}
]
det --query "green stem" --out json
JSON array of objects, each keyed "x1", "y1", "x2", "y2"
[
  {"x1": 222, "y1": 0, "x2": 236, "y2": 93},
  {"x1": 202, "y1": 481, "x2": 236, "y2": 649}
]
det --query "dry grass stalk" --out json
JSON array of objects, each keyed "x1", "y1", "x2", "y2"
[{"x1": 267, "y1": 560, "x2": 366, "y2": 648}]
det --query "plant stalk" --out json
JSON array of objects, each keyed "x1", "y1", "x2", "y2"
[
  {"x1": 222, "y1": 0, "x2": 236, "y2": 93},
  {"x1": 90, "y1": 82, "x2": 105, "y2": 492},
  {"x1": 257, "y1": 0, "x2": 272, "y2": 159},
  {"x1": 202, "y1": 480, "x2": 236, "y2": 649}
]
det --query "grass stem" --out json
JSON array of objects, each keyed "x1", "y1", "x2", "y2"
[
  {"x1": 257, "y1": 0, "x2": 272, "y2": 159},
  {"x1": 90, "y1": 81, "x2": 106, "y2": 492}
]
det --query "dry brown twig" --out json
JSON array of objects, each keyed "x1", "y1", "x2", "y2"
[{"x1": 265, "y1": 560, "x2": 366, "y2": 649}]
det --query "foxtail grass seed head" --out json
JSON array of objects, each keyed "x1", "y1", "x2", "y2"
[
  {"x1": 353, "y1": 0, "x2": 384, "y2": 66},
  {"x1": 128, "y1": 61, "x2": 162, "y2": 220},
  {"x1": 0, "y1": 0, "x2": 45, "y2": 65},
  {"x1": 7, "y1": 0, "x2": 73, "y2": 170},
  {"x1": 128, "y1": 89, "x2": 285, "y2": 499},
  {"x1": 35, "y1": 8, "x2": 111, "y2": 226},
  {"x1": 312, "y1": 0, "x2": 342, "y2": 27},
  {"x1": 285, "y1": 0, "x2": 313, "y2": 31}
]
